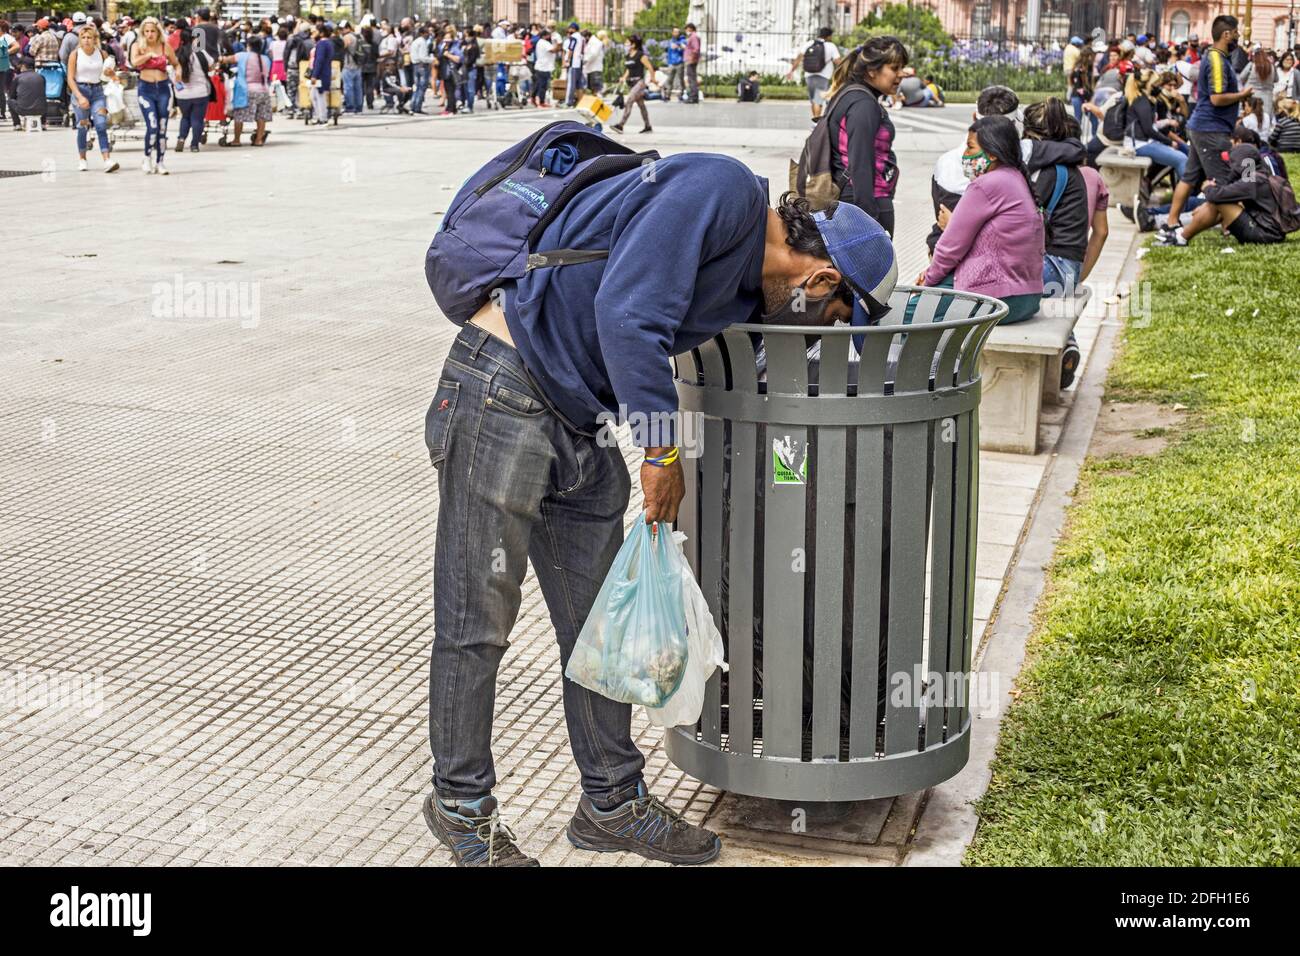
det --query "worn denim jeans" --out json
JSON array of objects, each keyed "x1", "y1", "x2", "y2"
[
  {"x1": 411, "y1": 62, "x2": 430, "y2": 112},
  {"x1": 342, "y1": 66, "x2": 363, "y2": 113},
  {"x1": 1043, "y1": 254, "x2": 1083, "y2": 297},
  {"x1": 72, "y1": 82, "x2": 109, "y2": 154},
  {"x1": 425, "y1": 324, "x2": 644, "y2": 807}
]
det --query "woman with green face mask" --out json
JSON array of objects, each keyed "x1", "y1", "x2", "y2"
[{"x1": 916, "y1": 114, "x2": 1046, "y2": 324}]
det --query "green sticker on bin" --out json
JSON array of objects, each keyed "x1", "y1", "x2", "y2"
[{"x1": 772, "y1": 437, "x2": 808, "y2": 485}]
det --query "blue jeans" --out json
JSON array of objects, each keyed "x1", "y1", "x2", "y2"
[
  {"x1": 565, "y1": 65, "x2": 585, "y2": 106},
  {"x1": 136, "y1": 79, "x2": 171, "y2": 162},
  {"x1": 425, "y1": 324, "x2": 643, "y2": 806},
  {"x1": 1043, "y1": 255, "x2": 1083, "y2": 297},
  {"x1": 1136, "y1": 141, "x2": 1188, "y2": 181},
  {"x1": 411, "y1": 62, "x2": 430, "y2": 112},
  {"x1": 72, "y1": 82, "x2": 109, "y2": 154},
  {"x1": 176, "y1": 98, "x2": 206, "y2": 147},
  {"x1": 342, "y1": 66, "x2": 363, "y2": 112},
  {"x1": 463, "y1": 68, "x2": 477, "y2": 110}
]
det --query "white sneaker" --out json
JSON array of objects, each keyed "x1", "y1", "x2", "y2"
[
  {"x1": 78, "y1": 158, "x2": 88, "y2": 172},
  {"x1": 141, "y1": 156, "x2": 154, "y2": 174},
  {"x1": 156, "y1": 162, "x2": 169, "y2": 176},
  {"x1": 104, "y1": 159, "x2": 119, "y2": 173}
]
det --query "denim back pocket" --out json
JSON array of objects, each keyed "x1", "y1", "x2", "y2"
[{"x1": 424, "y1": 379, "x2": 461, "y2": 467}]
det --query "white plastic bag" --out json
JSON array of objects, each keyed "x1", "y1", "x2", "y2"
[{"x1": 644, "y1": 532, "x2": 728, "y2": 728}]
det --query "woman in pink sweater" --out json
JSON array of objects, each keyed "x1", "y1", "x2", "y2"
[{"x1": 919, "y1": 114, "x2": 1045, "y2": 324}]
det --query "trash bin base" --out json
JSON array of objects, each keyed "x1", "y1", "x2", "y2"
[{"x1": 665, "y1": 718, "x2": 971, "y2": 803}]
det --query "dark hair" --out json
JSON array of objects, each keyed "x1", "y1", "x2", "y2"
[
  {"x1": 976, "y1": 84, "x2": 1019, "y2": 117},
  {"x1": 1063, "y1": 115, "x2": 1082, "y2": 139},
  {"x1": 247, "y1": 34, "x2": 263, "y2": 54},
  {"x1": 178, "y1": 27, "x2": 196, "y2": 80},
  {"x1": 1232, "y1": 124, "x2": 1261, "y2": 145},
  {"x1": 627, "y1": 33, "x2": 643, "y2": 53},
  {"x1": 277, "y1": 26, "x2": 288, "y2": 39},
  {"x1": 817, "y1": 27, "x2": 833, "y2": 39},
  {"x1": 776, "y1": 192, "x2": 830, "y2": 259},
  {"x1": 1211, "y1": 15, "x2": 1238, "y2": 42},
  {"x1": 1023, "y1": 97, "x2": 1074, "y2": 141},
  {"x1": 971, "y1": 115, "x2": 1032, "y2": 191},
  {"x1": 319, "y1": 24, "x2": 332, "y2": 37}
]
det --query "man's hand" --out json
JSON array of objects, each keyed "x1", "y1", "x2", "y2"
[
  {"x1": 936, "y1": 203, "x2": 952, "y2": 230},
  {"x1": 640, "y1": 448, "x2": 684, "y2": 527}
]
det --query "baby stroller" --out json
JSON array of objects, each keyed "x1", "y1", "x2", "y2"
[{"x1": 37, "y1": 62, "x2": 67, "y2": 127}]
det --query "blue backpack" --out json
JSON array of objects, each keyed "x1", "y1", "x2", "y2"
[{"x1": 425, "y1": 121, "x2": 659, "y2": 326}]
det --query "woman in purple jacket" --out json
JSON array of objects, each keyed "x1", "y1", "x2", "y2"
[{"x1": 918, "y1": 115, "x2": 1045, "y2": 324}]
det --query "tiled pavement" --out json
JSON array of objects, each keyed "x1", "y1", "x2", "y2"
[{"x1": 0, "y1": 101, "x2": 1131, "y2": 865}]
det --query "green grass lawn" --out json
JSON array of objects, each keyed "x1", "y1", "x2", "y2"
[{"x1": 966, "y1": 157, "x2": 1300, "y2": 865}]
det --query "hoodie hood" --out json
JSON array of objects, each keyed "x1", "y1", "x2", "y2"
[
  {"x1": 1228, "y1": 144, "x2": 1262, "y2": 179},
  {"x1": 1024, "y1": 137, "x2": 1086, "y2": 170}
]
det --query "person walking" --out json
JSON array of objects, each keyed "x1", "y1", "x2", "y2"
[
  {"x1": 173, "y1": 27, "x2": 212, "y2": 152},
  {"x1": 130, "y1": 17, "x2": 180, "y2": 174},
  {"x1": 67, "y1": 24, "x2": 119, "y2": 172},
  {"x1": 682, "y1": 22, "x2": 700, "y2": 103},
  {"x1": 821, "y1": 36, "x2": 908, "y2": 235},
  {"x1": 609, "y1": 34, "x2": 653, "y2": 133},
  {"x1": 787, "y1": 26, "x2": 839, "y2": 120}
]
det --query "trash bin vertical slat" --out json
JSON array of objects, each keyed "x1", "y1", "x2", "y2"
[
  {"x1": 761, "y1": 334, "x2": 809, "y2": 759},
  {"x1": 699, "y1": 416, "x2": 725, "y2": 747},
  {"x1": 960, "y1": 404, "x2": 981, "y2": 730},
  {"x1": 812, "y1": 334, "x2": 849, "y2": 760},
  {"x1": 884, "y1": 328, "x2": 944, "y2": 755},
  {"x1": 925, "y1": 323, "x2": 977, "y2": 748},
  {"x1": 721, "y1": 330, "x2": 759, "y2": 757},
  {"x1": 727, "y1": 420, "x2": 757, "y2": 756},
  {"x1": 947, "y1": 407, "x2": 975, "y2": 738},
  {"x1": 676, "y1": 354, "x2": 703, "y2": 579},
  {"x1": 850, "y1": 423, "x2": 884, "y2": 758},
  {"x1": 925, "y1": 418, "x2": 956, "y2": 749}
]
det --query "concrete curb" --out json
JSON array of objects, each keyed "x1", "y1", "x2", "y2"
[{"x1": 902, "y1": 230, "x2": 1143, "y2": 866}]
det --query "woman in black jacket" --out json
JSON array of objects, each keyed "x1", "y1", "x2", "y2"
[
  {"x1": 1022, "y1": 97, "x2": 1090, "y2": 296},
  {"x1": 1127, "y1": 69, "x2": 1187, "y2": 181},
  {"x1": 821, "y1": 35, "x2": 908, "y2": 236}
]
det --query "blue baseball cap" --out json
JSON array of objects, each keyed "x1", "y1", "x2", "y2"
[
  {"x1": 1070, "y1": 35, "x2": 1083, "y2": 45},
  {"x1": 811, "y1": 203, "x2": 897, "y2": 327}
]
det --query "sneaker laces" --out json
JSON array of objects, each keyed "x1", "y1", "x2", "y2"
[
  {"x1": 630, "y1": 793, "x2": 689, "y2": 832},
  {"x1": 470, "y1": 806, "x2": 526, "y2": 865}
]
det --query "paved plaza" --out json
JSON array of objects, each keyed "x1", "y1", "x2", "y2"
[{"x1": 0, "y1": 100, "x2": 1134, "y2": 865}]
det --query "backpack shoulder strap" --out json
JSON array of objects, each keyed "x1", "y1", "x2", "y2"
[{"x1": 1046, "y1": 164, "x2": 1068, "y2": 216}]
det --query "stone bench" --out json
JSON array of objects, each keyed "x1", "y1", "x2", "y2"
[
  {"x1": 1097, "y1": 146, "x2": 1151, "y2": 215},
  {"x1": 978, "y1": 287, "x2": 1092, "y2": 455}
]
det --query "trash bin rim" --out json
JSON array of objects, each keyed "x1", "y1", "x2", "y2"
[{"x1": 727, "y1": 284, "x2": 1009, "y2": 336}]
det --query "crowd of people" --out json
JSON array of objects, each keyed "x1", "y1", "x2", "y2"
[{"x1": 1059, "y1": 19, "x2": 1300, "y2": 244}]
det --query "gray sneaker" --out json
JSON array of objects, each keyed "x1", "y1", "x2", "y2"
[
  {"x1": 423, "y1": 793, "x2": 539, "y2": 867},
  {"x1": 566, "y1": 783, "x2": 721, "y2": 865}
]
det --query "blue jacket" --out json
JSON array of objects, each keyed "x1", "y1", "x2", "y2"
[
  {"x1": 503, "y1": 153, "x2": 768, "y2": 438},
  {"x1": 666, "y1": 36, "x2": 686, "y2": 66},
  {"x1": 310, "y1": 38, "x2": 333, "y2": 84}
]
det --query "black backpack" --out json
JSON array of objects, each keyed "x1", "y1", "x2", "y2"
[
  {"x1": 1267, "y1": 174, "x2": 1300, "y2": 234},
  {"x1": 1100, "y1": 94, "x2": 1128, "y2": 146},
  {"x1": 802, "y1": 40, "x2": 826, "y2": 74},
  {"x1": 357, "y1": 38, "x2": 376, "y2": 71}
]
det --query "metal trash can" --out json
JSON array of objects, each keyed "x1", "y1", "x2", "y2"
[{"x1": 666, "y1": 286, "x2": 1007, "y2": 801}]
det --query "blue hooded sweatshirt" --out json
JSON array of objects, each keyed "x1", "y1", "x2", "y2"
[{"x1": 502, "y1": 152, "x2": 768, "y2": 442}]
